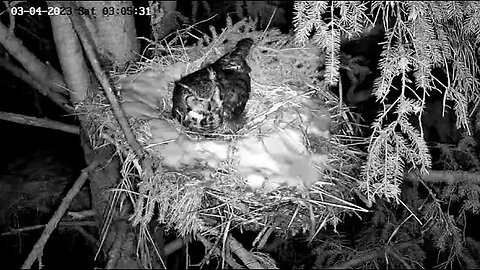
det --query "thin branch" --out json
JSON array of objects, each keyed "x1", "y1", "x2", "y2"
[
  {"x1": 1, "y1": 221, "x2": 97, "y2": 236},
  {"x1": 328, "y1": 239, "x2": 423, "y2": 269},
  {"x1": 0, "y1": 21, "x2": 68, "y2": 95},
  {"x1": 228, "y1": 235, "x2": 265, "y2": 269},
  {"x1": 22, "y1": 160, "x2": 100, "y2": 269},
  {"x1": 2, "y1": 1, "x2": 15, "y2": 35},
  {"x1": 405, "y1": 169, "x2": 480, "y2": 184},
  {"x1": 164, "y1": 238, "x2": 185, "y2": 256},
  {"x1": 197, "y1": 234, "x2": 242, "y2": 269},
  {"x1": 0, "y1": 111, "x2": 79, "y2": 134},
  {"x1": 67, "y1": 209, "x2": 96, "y2": 220}
]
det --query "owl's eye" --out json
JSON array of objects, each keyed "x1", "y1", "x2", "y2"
[{"x1": 185, "y1": 96, "x2": 197, "y2": 106}]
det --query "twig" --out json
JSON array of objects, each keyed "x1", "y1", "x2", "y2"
[
  {"x1": 405, "y1": 169, "x2": 480, "y2": 184},
  {"x1": 164, "y1": 238, "x2": 185, "y2": 256},
  {"x1": 0, "y1": 111, "x2": 79, "y2": 134},
  {"x1": 228, "y1": 235, "x2": 264, "y2": 269},
  {"x1": 68, "y1": 209, "x2": 96, "y2": 219},
  {"x1": 66, "y1": 3, "x2": 144, "y2": 159},
  {"x1": 21, "y1": 160, "x2": 100, "y2": 269},
  {"x1": 328, "y1": 239, "x2": 423, "y2": 269},
  {"x1": 197, "y1": 234, "x2": 242, "y2": 269},
  {"x1": 2, "y1": 1, "x2": 15, "y2": 35},
  {"x1": 1, "y1": 221, "x2": 97, "y2": 236},
  {"x1": 260, "y1": 7, "x2": 277, "y2": 40},
  {"x1": 386, "y1": 249, "x2": 413, "y2": 269}
]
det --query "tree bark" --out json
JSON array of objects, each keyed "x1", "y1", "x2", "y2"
[
  {"x1": 76, "y1": 1, "x2": 140, "y2": 69},
  {"x1": 48, "y1": 1, "x2": 142, "y2": 268},
  {"x1": 149, "y1": 1, "x2": 178, "y2": 41}
]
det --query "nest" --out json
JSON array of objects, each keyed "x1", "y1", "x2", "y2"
[{"x1": 77, "y1": 19, "x2": 367, "y2": 264}]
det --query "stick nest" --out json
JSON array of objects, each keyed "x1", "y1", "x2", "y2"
[{"x1": 76, "y1": 19, "x2": 366, "y2": 243}]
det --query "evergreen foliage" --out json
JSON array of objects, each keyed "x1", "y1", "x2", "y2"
[
  {"x1": 294, "y1": 1, "x2": 480, "y2": 268},
  {"x1": 294, "y1": 0, "x2": 480, "y2": 201}
]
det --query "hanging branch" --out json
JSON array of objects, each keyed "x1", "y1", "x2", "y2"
[{"x1": 21, "y1": 160, "x2": 100, "y2": 269}]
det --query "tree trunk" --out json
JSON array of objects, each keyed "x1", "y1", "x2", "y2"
[
  {"x1": 149, "y1": 1, "x2": 178, "y2": 41},
  {"x1": 48, "y1": 1, "x2": 141, "y2": 268},
  {"x1": 76, "y1": 1, "x2": 140, "y2": 69}
]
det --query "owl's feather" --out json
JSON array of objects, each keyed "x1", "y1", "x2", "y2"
[{"x1": 172, "y1": 38, "x2": 254, "y2": 133}]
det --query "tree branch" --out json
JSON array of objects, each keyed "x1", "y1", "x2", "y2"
[
  {"x1": 0, "y1": 21, "x2": 68, "y2": 95},
  {"x1": 405, "y1": 169, "x2": 480, "y2": 184},
  {"x1": 164, "y1": 238, "x2": 185, "y2": 256},
  {"x1": 196, "y1": 234, "x2": 243, "y2": 269},
  {"x1": 228, "y1": 235, "x2": 265, "y2": 269},
  {"x1": 328, "y1": 239, "x2": 423, "y2": 269},
  {"x1": 22, "y1": 160, "x2": 100, "y2": 269},
  {"x1": 1, "y1": 221, "x2": 96, "y2": 236},
  {"x1": 0, "y1": 55, "x2": 74, "y2": 113},
  {"x1": 0, "y1": 111, "x2": 79, "y2": 134}
]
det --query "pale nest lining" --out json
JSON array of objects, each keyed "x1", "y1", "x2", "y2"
[
  {"x1": 146, "y1": 105, "x2": 329, "y2": 192},
  {"x1": 83, "y1": 27, "x2": 366, "y2": 238}
]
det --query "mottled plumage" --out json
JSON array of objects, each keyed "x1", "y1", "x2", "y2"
[{"x1": 172, "y1": 38, "x2": 254, "y2": 133}]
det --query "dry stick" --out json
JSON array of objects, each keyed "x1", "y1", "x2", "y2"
[
  {"x1": 228, "y1": 235, "x2": 264, "y2": 269},
  {"x1": 197, "y1": 234, "x2": 242, "y2": 269},
  {"x1": 327, "y1": 239, "x2": 423, "y2": 269},
  {"x1": 405, "y1": 169, "x2": 480, "y2": 184},
  {"x1": 0, "y1": 111, "x2": 79, "y2": 134},
  {"x1": 66, "y1": 4, "x2": 144, "y2": 159},
  {"x1": 164, "y1": 238, "x2": 185, "y2": 256},
  {"x1": 1, "y1": 221, "x2": 97, "y2": 236},
  {"x1": 21, "y1": 160, "x2": 100, "y2": 269},
  {"x1": 0, "y1": 56, "x2": 74, "y2": 113}
]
